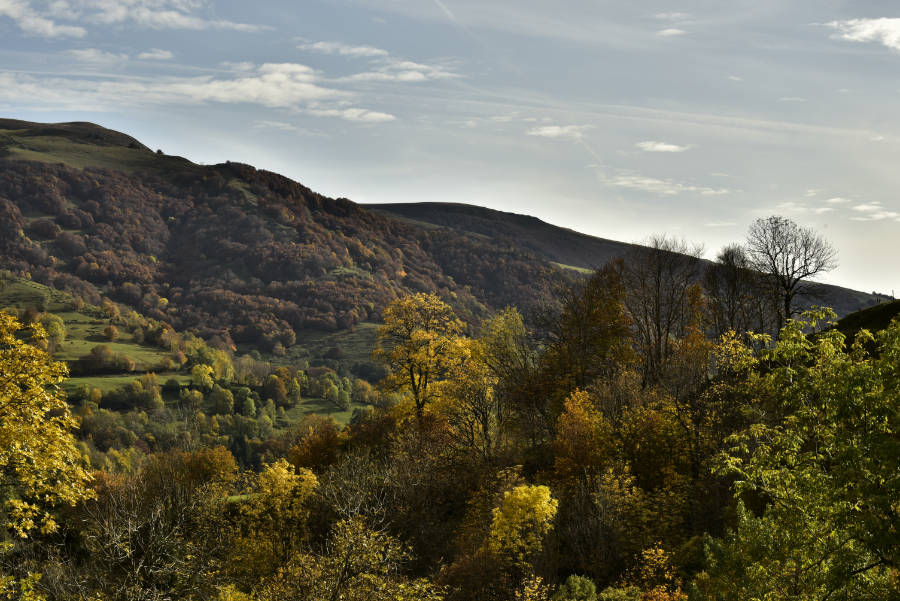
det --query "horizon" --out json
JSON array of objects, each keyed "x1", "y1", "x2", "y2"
[{"x1": 2, "y1": 1, "x2": 899, "y2": 294}]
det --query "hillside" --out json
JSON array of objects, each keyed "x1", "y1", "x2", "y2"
[
  {"x1": 0, "y1": 119, "x2": 882, "y2": 359},
  {"x1": 369, "y1": 201, "x2": 885, "y2": 318},
  {"x1": 0, "y1": 119, "x2": 568, "y2": 355},
  {"x1": 369, "y1": 201, "x2": 640, "y2": 271}
]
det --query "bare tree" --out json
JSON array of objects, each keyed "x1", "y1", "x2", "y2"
[
  {"x1": 745, "y1": 216, "x2": 837, "y2": 327},
  {"x1": 622, "y1": 235, "x2": 704, "y2": 385},
  {"x1": 703, "y1": 244, "x2": 777, "y2": 337}
]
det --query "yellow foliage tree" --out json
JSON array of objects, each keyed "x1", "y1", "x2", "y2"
[
  {"x1": 488, "y1": 484, "x2": 558, "y2": 567},
  {"x1": 374, "y1": 293, "x2": 465, "y2": 420},
  {"x1": 227, "y1": 458, "x2": 318, "y2": 584},
  {"x1": 0, "y1": 311, "x2": 93, "y2": 539}
]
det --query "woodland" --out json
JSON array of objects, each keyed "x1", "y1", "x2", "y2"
[
  {"x1": 1, "y1": 214, "x2": 898, "y2": 601},
  {"x1": 0, "y1": 123, "x2": 897, "y2": 600}
]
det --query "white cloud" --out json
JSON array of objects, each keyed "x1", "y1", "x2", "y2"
[
  {"x1": 0, "y1": 0, "x2": 86, "y2": 37},
  {"x1": 849, "y1": 201, "x2": 900, "y2": 220},
  {"x1": 65, "y1": 47, "x2": 127, "y2": 63},
  {"x1": 306, "y1": 107, "x2": 395, "y2": 122},
  {"x1": 655, "y1": 12, "x2": 690, "y2": 21},
  {"x1": 826, "y1": 196, "x2": 851, "y2": 204},
  {"x1": 779, "y1": 96, "x2": 807, "y2": 102},
  {"x1": 251, "y1": 120, "x2": 328, "y2": 135},
  {"x1": 704, "y1": 221, "x2": 736, "y2": 227},
  {"x1": 0, "y1": 0, "x2": 268, "y2": 36},
  {"x1": 598, "y1": 169, "x2": 730, "y2": 196},
  {"x1": 340, "y1": 58, "x2": 460, "y2": 83},
  {"x1": 657, "y1": 28, "x2": 686, "y2": 37},
  {"x1": 0, "y1": 65, "x2": 397, "y2": 123},
  {"x1": 86, "y1": 0, "x2": 269, "y2": 31},
  {"x1": 728, "y1": 74, "x2": 743, "y2": 81},
  {"x1": 138, "y1": 48, "x2": 174, "y2": 60},
  {"x1": 527, "y1": 124, "x2": 590, "y2": 139},
  {"x1": 813, "y1": 207, "x2": 834, "y2": 214},
  {"x1": 298, "y1": 41, "x2": 389, "y2": 57},
  {"x1": 827, "y1": 18, "x2": 900, "y2": 51},
  {"x1": 636, "y1": 140, "x2": 690, "y2": 153},
  {"x1": 253, "y1": 120, "x2": 298, "y2": 131}
]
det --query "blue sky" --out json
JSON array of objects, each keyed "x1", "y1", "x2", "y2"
[{"x1": 2, "y1": 0, "x2": 900, "y2": 294}]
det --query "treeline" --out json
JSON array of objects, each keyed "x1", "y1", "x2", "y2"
[{"x1": 0, "y1": 159, "x2": 566, "y2": 349}]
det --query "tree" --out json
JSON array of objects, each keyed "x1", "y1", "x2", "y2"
[
  {"x1": 374, "y1": 293, "x2": 465, "y2": 420},
  {"x1": 696, "y1": 311, "x2": 900, "y2": 600},
  {"x1": 622, "y1": 237, "x2": 703, "y2": 385},
  {"x1": 541, "y1": 261, "x2": 633, "y2": 396},
  {"x1": 745, "y1": 215, "x2": 837, "y2": 326},
  {"x1": 702, "y1": 244, "x2": 773, "y2": 337},
  {"x1": 488, "y1": 484, "x2": 559, "y2": 568},
  {"x1": 0, "y1": 311, "x2": 93, "y2": 538}
]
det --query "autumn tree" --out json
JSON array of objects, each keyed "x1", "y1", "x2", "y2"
[
  {"x1": 541, "y1": 262, "x2": 633, "y2": 394},
  {"x1": 0, "y1": 311, "x2": 93, "y2": 538},
  {"x1": 488, "y1": 484, "x2": 559, "y2": 569},
  {"x1": 745, "y1": 215, "x2": 837, "y2": 327},
  {"x1": 374, "y1": 293, "x2": 465, "y2": 420}
]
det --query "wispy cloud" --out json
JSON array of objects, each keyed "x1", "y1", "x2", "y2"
[
  {"x1": 657, "y1": 28, "x2": 686, "y2": 37},
  {"x1": 636, "y1": 140, "x2": 690, "y2": 153},
  {"x1": 527, "y1": 124, "x2": 590, "y2": 140},
  {"x1": 138, "y1": 48, "x2": 174, "y2": 60},
  {"x1": 826, "y1": 196, "x2": 851, "y2": 204},
  {"x1": 0, "y1": 0, "x2": 268, "y2": 36},
  {"x1": 299, "y1": 39, "x2": 460, "y2": 83},
  {"x1": 64, "y1": 47, "x2": 128, "y2": 63},
  {"x1": 0, "y1": 0, "x2": 86, "y2": 37},
  {"x1": 655, "y1": 12, "x2": 691, "y2": 22},
  {"x1": 0, "y1": 64, "x2": 396, "y2": 123},
  {"x1": 850, "y1": 201, "x2": 900, "y2": 221},
  {"x1": 704, "y1": 221, "x2": 736, "y2": 227},
  {"x1": 827, "y1": 18, "x2": 900, "y2": 51},
  {"x1": 598, "y1": 169, "x2": 730, "y2": 196},
  {"x1": 340, "y1": 58, "x2": 459, "y2": 82},
  {"x1": 298, "y1": 41, "x2": 388, "y2": 57},
  {"x1": 779, "y1": 96, "x2": 807, "y2": 102}
]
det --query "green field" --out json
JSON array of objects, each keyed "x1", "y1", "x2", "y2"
[
  {"x1": 0, "y1": 274, "x2": 185, "y2": 393},
  {"x1": 287, "y1": 321, "x2": 381, "y2": 366}
]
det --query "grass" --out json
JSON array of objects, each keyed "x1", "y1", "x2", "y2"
[
  {"x1": 64, "y1": 372, "x2": 191, "y2": 394},
  {"x1": 285, "y1": 396, "x2": 368, "y2": 425},
  {"x1": 551, "y1": 261, "x2": 593, "y2": 274},
  {"x1": 0, "y1": 129, "x2": 202, "y2": 175},
  {"x1": 286, "y1": 322, "x2": 381, "y2": 366},
  {"x1": 1, "y1": 273, "x2": 186, "y2": 390}
]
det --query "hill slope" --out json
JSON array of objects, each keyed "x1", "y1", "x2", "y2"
[
  {"x1": 0, "y1": 119, "x2": 567, "y2": 353},
  {"x1": 0, "y1": 119, "x2": 884, "y2": 356},
  {"x1": 368, "y1": 201, "x2": 886, "y2": 318},
  {"x1": 369, "y1": 201, "x2": 640, "y2": 271}
]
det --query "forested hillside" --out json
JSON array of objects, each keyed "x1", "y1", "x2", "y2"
[{"x1": 0, "y1": 119, "x2": 569, "y2": 354}]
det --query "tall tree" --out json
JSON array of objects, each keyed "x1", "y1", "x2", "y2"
[
  {"x1": 374, "y1": 293, "x2": 465, "y2": 420},
  {"x1": 0, "y1": 311, "x2": 93, "y2": 538},
  {"x1": 745, "y1": 215, "x2": 837, "y2": 327},
  {"x1": 622, "y1": 236, "x2": 703, "y2": 385},
  {"x1": 702, "y1": 244, "x2": 774, "y2": 337}
]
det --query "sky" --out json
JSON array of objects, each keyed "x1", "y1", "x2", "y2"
[{"x1": 2, "y1": 0, "x2": 900, "y2": 294}]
